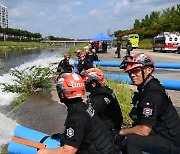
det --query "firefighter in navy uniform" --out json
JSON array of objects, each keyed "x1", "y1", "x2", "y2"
[
  {"x1": 37, "y1": 73, "x2": 114, "y2": 154},
  {"x1": 81, "y1": 68, "x2": 123, "y2": 136},
  {"x1": 118, "y1": 53, "x2": 180, "y2": 154},
  {"x1": 57, "y1": 53, "x2": 74, "y2": 73},
  {"x1": 77, "y1": 53, "x2": 93, "y2": 74}
]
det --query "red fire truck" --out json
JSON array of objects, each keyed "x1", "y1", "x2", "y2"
[{"x1": 153, "y1": 32, "x2": 180, "y2": 52}]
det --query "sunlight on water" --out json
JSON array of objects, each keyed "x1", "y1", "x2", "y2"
[
  {"x1": 0, "y1": 113, "x2": 19, "y2": 150},
  {"x1": 0, "y1": 51, "x2": 71, "y2": 106},
  {"x1": 0, "y1": 49, "x2": 73, "y2": 151}
]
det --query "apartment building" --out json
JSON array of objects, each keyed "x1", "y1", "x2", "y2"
[{"x1": 0, "y1": 4, "x2": 8, "y2": 28}]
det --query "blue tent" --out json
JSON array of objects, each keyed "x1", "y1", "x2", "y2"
[{"x1": 91, "y1": 32, "x2": 113, "y2": 41}]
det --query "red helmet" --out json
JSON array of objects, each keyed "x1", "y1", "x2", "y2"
[
  {"x1": 120, "y1": 53, "x2": 154, "y2": 72},
  {"x1": 81, "y1": 68, "x2": 105, "y2": 84},
  {"x1": 56, "y1": 73, "x2": 85, "y2": 99}
]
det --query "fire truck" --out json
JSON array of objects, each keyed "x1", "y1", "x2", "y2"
[{"x1": 153, "y1": 32, "x2": 180, "y2": 52}]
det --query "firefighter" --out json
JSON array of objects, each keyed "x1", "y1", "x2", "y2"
[
  {"x1": 118, "y1": 53, "x2": 180, "y2": 154},
  {"x1": 37, "y1": 73, "x2": 114, "y2": 154},
  {"x1": 77, "y1": 53, "x2": 93, "y2": 74},
  {"x1": 57, "y1": 53, "x2": 73, "y2": 73},
  {"x1": 81, "y1": 68, "x2": 123, "y2": 136}
]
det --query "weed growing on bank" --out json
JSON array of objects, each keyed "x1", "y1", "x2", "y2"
[
  {"x1": 105, "y1": 79, "x2": 133, "y2": 127},
  {"x1": 11, "y1": 93, "x2": 31, "y2": 107},
  {"x1": 0, "y1": 65, "x2": 56, "y2": 107}
]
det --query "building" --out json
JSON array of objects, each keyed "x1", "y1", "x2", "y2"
[{"x1": 0, "y1": 4, "x2": 8, "y2": 28}]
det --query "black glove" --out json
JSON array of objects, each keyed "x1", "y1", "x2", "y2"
[
  {"x1": 51, "y1": 133, "x2": 65, "y2": 146},
  {"x1": 114, "y1": 134, "x2": 125, "y2": 152},
  {"x1": 51, "y1": 133, "x2": 62, "y2": 140},
  {"x1": 115, "y1": 134, "x2": 125, "y2": 142}
]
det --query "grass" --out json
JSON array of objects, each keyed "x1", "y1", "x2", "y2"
[
  {"x1": 0, "y1": 41, "x2": 47, "y2": 46},
  {"x1": 65, "y1": 43, "x2": 89, "y2": 57},
  {"x1": 139, "y1": 38, "x2": 153, "y2": 49},
  {"x1": 105, "y1": 79, "x2": 133, "y2": 127},
  {"x1": 0, "y1": 41, "x2": 51, "y2": 51},
  {"x1": 11, "y1": 93, "x2": 31, "y2": 107}
]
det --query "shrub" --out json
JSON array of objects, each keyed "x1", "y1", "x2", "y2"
[
  {"x1": 0, "y1": 65, "x2": 55, "y2": 94},
  {"x1": 0, "y1": 65, "x2": 56, "y2": 106}
]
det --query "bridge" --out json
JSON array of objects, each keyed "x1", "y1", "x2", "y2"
[{"x1": 41, "y1": 40, "x2": 90, "y2": 47}]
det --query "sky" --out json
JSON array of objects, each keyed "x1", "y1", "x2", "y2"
[{"x1": 0, "y1": 0, "x2": 179, "y2": 39}]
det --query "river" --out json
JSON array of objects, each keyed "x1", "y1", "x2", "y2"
[{"x1": 0, "y1": 47, "x2": 69, "y2": 151}]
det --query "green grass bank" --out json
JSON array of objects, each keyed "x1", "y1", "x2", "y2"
[{"x1": 0, "y1": 41, "x2": 51, "y2": 51}]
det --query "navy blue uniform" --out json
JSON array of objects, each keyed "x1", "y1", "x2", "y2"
[
  {"x1": 57, "y1": 59, "x2": 73, "y2": 73},
  {"x1": 87, "y1": 86, "x2": 123, "y2": 136},
  {"x1": 63, "y1": 99, "x2": 114, "y2": 154},
  {"x1": 77, "y1": 58, "x2": 93, "y2": 74},
  {"x1": 123, "y1": 77, "x2": 180, "y2": 154}
]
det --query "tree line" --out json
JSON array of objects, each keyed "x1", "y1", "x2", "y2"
[
  {"x1": 0, "y1": 27, "x2": 75, "y2": 42},
  {"x1": 114, "y1": 4, "x2": 180, "y2": 40},
  {"x1": 0, "y1": 27, "x2": 42, "y2": 41}
]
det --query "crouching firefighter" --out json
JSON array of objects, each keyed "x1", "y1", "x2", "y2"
[
  {"x1": 118, "y1": 53, "x2": 180, "y2": 154},
  {"x1": 37, "y1": 72, "x2": 115, "y2": 154},
  {"x1": 81, "y1": 68, "x2": 123, "y2": 152}
]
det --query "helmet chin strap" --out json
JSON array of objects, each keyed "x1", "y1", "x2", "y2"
[{"x1": 138, "y1": 67, "x2": 152, "y2": 89}]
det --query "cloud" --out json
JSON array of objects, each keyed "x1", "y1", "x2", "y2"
[
  {"x1": 8, "y1": 1, "x2": 37, "y2": 20},
  {"x1": 36, "y1": 11, "x2": 46, "y2": 17},
  {"x1": 70, "y1": 1, "x2": 82, "y2": 6},
  {"x1": 10, "y1": 8, "x2": 20, "y2": 17},
  {"x1": 1, "y1": 0, "x2": 179, "y2": 38}
]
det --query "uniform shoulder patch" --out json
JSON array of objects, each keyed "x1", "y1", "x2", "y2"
[
  {"x1": 66, "y1": 127, "x2": 74, "y2": 138},
  {"x1": 104, "y1": 97, "x2": 111, "y2": 105},
  {"x1": 143, "y1": 107, "x2": 153, "y2": 117}
]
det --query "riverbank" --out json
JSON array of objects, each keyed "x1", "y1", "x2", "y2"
[
  {"x1": 0, "y1": 48, "x2": 65, "y2": 153},
  {"x1": 0, "y1": 41, "x2": 51, "y2": 51}
]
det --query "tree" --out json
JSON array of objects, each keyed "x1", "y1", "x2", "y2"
[
  {"x1": 133, "y1": 19, "x2": 141, "y2": 29},
  {"x1": 149, "y1": 11, "x2": 161, "y2": 25},
  {"x1": 114, "y1": 4, "x2": 180, "y2": 40}
]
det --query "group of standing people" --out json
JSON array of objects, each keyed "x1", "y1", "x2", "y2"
[
  {"x1": 115, "y1": 40, "x2": 132, "y2": 58},
  {"x1": 90, "y1": 41, "x2": 108, "y2": 53},
  {"x1": 57, "y1": 46, "x2": 99, "y2": 75},
  {"x1": 38, "y1": 50, "x2": 180, "y2": 154}
]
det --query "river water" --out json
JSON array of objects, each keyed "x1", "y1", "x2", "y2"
[{"x1": 0, "y1": 47, "x2": 69, "y2": 151}]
